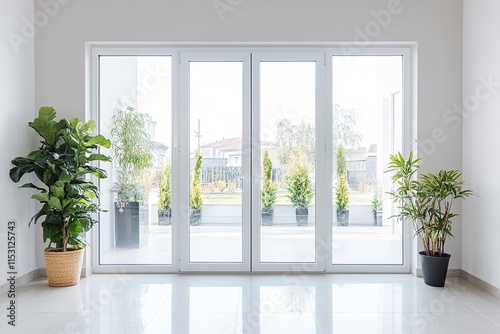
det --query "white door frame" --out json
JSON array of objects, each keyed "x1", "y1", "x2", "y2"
[
  {"x1": 251, "y1": 51, "x2": 327, "y2": 272},
  {"x1": 179, "y1": 51, "x2": 252, "y2": 271}
]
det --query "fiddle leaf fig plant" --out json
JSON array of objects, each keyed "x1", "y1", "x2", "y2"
[{"x1": 9, "y1": 107, "x2": 112, "y2": 251}]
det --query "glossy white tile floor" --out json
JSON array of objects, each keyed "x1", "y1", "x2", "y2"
[{"x1": 2, "y1": 274, "x2": 500, "y2": 333}]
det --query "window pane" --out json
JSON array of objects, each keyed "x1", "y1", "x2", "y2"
[
  {"x1": 259, "y1": 61, "x2": 316, "y2": 263},
  {"x1": 189, "y1": 62, "x2": 243, "y2": 263},
  {"x1": 332, "y1": 56, "x2": 403, "y2": 265},
  {"x1": 99, "y1": 56, "x2": 172, "y2": 265}
]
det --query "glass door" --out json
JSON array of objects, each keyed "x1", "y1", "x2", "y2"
[
  {"x1": 92, "y1": 45, "x2": 411, "y2": 273},
  {"x1": 180, "y1": 53, "x2": 251, "y2": 271},
  {"x1": 329, "y1": 50, "x2": 411, "y2": 273},
  {"x1": 251, "y1": 53, "x2": 326, "y2": 271},
  {"x1": 97, "y1": 55, "x2": 174, "y2": 268}
]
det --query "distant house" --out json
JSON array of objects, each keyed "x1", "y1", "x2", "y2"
[
  {"x1": 200, "y1": 137, "x2": 242, "y2": 166},
  {"x1": 345, "y1": 146, "x2": 378, "y2": 186}
]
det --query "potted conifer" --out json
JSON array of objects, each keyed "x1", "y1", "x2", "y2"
[
  {"x1": 336, "y1": 145, "x2": 349, "y2": 226},
  {"x1": 158, "y1": 163, "x2": 172, "y2": 225},
  {"x1": 286, "y1": 154, "x2": 313, "y2": 226},
  {"x1": 372, "y1": 185, "x2": 383, "y2": 226},
  {"x1": 190, "y1": 151, "x2": 203, "y2": 226},
  {"x1": 261, "y1": 150, "x2": 278, "y2": 226}
]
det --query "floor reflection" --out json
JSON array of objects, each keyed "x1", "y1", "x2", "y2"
[{"x1": 3, "y1": 274, "x2": 500, "y2": 334}]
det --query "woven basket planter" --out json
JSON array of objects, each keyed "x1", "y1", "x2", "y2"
[{"x1": 44, "y1": 248, "x2": 84, "y2": 287}]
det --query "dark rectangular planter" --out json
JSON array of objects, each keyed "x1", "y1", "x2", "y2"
[
  {"x1": 261, "y1": 210, "x2": 274, "y2": 226},
  {"x1": 373, "y1": 210, "x2": 383, "y2": 226},
  {"x1": 419, "y1": 251, "x2": 451, "y2": 287},
  {"x1": 336, "y1": 209, "x2": 349, "y2": 226},
  {"x1": 295, "y1": 208, "x2": 309, "y2": 226},
  {"x1": 115, "y1": 202, "x2": 149, "y2": 248},
  {"x1": 190, "y1": 208, "x2": 202, "y2": 226},
  {"x1": 158, "y1": 208, "x2": 172, "y2": 226}
]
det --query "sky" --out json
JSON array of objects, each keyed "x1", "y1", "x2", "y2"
[{"x1": 101, "y1": 55, "x2": 402, "y2": 155}]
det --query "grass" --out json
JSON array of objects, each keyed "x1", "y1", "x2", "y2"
[{"x1": 201, "y1": 189, "x2": 374, "y2": 205}]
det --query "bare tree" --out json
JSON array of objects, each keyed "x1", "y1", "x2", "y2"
[
  {"x1": 275, "y1": 119, "x2": 315, "y2": 167},
  {"x1": 332, "y1": 104, "x2": 363, "y2": 150}
]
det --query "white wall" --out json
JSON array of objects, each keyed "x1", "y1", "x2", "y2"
[
  {"x1": 35, "y1": 0, "x2": 464, "y2": 270},
  {"x1": 463, "y1": 0, "x2": 500, "y2": 288},
  {"x1": 0, "y1": 0, "x2": 37, "y2": 291}
]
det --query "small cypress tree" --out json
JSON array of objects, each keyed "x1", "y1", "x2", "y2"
[
  {"x1": 158, "y1": 163, "x2": 171, "y2": 210},
  {"x1": 286, "y1": 154, "x2": 313, "y2": 209},
  {"x1": 335, "y1": 144, "x2": 349, "y2": 211},
  {"x1": 261, "y1": 150, "x2": 277, "y2": 212},
  {"x1": 190, "y1": 151, "x2": 203, "y2": 210}
]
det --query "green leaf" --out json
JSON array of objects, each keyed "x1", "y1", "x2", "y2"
[
  {"x1": 87, "y1": 135, "x2": 111, "y2": 148},
  {"x1": 32, "y1": 192, "x2": 49, "y2": 202},
  {"x1": 68, "y1": 220, "x2": 82, "y2": 236},
  {"x1": 49, "y1": 196, "x2": 62, "y2": 210},
  {"x1": 20, "y1": 183, "x2": 46, "y2": 191},
  {"x1": 59, "y1": 170, "x2": 72, "y2": 183},
  {"x1": 88, "y1": 153, "x2": 112, "y2": 162},
  {"x1": 50, "y1": 183, "x2": 65, "y2": 200},
  {"x1": 29, "y1": 107, "x2": 57, "y2": 145},
  {"x1": 66, "y1": 184, "x2": 84, "y2": 197}
]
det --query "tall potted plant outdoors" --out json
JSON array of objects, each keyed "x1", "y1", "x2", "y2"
[
  {"x1": 336, "y1": 144, "x2": 349, "y2": 226},
  {"x1": 261, "y1": 150, "x2": 278, "y2": 226},
  {"x1": 111, "y1": 104, "x2": 153, "y2": 248},
  {"x1": 386, "y1": 152, "x2": 473, "y2": 287},
  {"x1": 158, "y1": 163, "x2": 172, "y2": 226},
  {"x1": 372, "y1": 184, "x2": 383, "y2": 226},
  {"x1": 286, "y1": 154, "x2": 313, "y2": 226},
  {"x1": 190, "y1": 151, "x2": 203, "y2": 226},
  {"x1": 9, "y1": 107, "x2": 111, "y2": 286}
]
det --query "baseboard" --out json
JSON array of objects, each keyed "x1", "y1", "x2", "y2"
[
  {"x1": 0, "y1": 269, "x2": 40, "y2": 295},
  {"x1": 461, "y1": 269, "x2": 500, "y2": 299}
]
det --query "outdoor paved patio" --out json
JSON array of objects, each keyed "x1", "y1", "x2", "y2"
[{"x1": 100, "y1": 224, "x2": 403, "y2": 266}]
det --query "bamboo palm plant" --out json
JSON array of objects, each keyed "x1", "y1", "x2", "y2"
[
  {"x1": 386, "y1": 152, "x2": 473, "y2": 257},
  {"x1": 111, "y1": 104, "x2": 153, "y2": 211}
]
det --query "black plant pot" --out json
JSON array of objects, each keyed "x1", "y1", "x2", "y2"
[
  {"x1": 295, "y1": 208, "x2": 309, "y2": 226},
  {"x1": 373, "y1": 210, "x2": 383, "y2": 226},
  {"x1": 190, "y1": 208, "x2": 202, "y2": 226},
  {"x1": 419, "y1": 251, "x2": 451, "y2": 287},
  {"x1": 158, "y1": 208, "x2": 172, "y2": 226},
  {"x1": 261, "y1": 210, "x2": 274, "y2": 226},
  {"x1": 115, "y1": 202, "x2": 148, "y2": 248},
  {"x1": 337, "y1": 209, "x2": 349, "y2": 226}
]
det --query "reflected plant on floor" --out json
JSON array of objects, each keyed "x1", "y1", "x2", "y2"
[{"x1": 286, "y1": 286, "x2": 313, "y2": 316}]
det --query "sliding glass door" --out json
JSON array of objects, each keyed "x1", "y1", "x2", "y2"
[
  {"x1": 251, "y1": 53, "x2": 326, "y2": 271},
  {"x1": 92, "y1": 45, "x2": 411, "y2": 273},
  {"x1": 329, "y1": 50, "x2": 411, "y2": 272},
  {"x1": 97, "y1": 55, "x2": 174, "y2": 267},
  {"x1": 180, "y1": 53, "x2": 251, "y2": 271}
]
